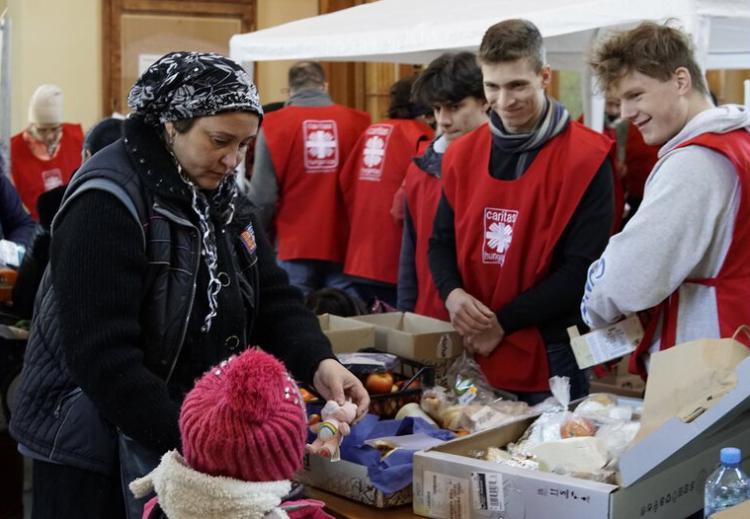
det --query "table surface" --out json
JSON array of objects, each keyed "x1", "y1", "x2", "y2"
[{"x1": 305, "y1": 487, "x2": 420, "y2": 518}]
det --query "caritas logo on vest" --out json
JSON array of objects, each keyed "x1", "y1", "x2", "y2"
[
  {"x1": 304, "y1": 120, "x2": 339, "y2": 171},
  {"x1": 483, "y1": 207, "x2": 517, "y2": 265},
  {"x1": 359, "y1": 125, "x2": 393, "y2": 182}
]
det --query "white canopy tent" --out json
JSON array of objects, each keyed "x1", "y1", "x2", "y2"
[{"x1": 230, "y1": 0, "x2": 750, "y2": 128}]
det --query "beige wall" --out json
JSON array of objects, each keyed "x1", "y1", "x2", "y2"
[
  {"x1": 6, "y1": 0, "x2": 316, "y2": 134},
  {"x1": 8, "y1": 0, "x2": 101, "y2": 134},
  {"x1": 256, "y1": 0, "x2": 318, "y2": 105}
]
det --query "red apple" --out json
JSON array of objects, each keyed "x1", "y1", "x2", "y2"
[{"x1": 365, "y1": 372, "x2": 395, "y2": 395}]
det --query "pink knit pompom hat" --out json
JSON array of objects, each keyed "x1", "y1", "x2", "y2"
[{"x1": 179, "y1": 348, "x2": 308, "y2": 482}]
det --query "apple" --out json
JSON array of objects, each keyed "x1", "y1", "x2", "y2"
[
  {"x1": 365, "y1": 372, "x2": 394, "y2": 395},
  {"x1": 397, "y1": 379, "x2": 422, "y2": 392}
]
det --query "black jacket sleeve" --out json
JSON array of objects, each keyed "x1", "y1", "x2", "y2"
[
  {"x1": 248, "y1": 211, "x2": 336, "y2": 385},
  {"x1": 52, "y1": 190, "x2": 182, "y2": 453},
  {"x1": 428, "y1": 192, "x2": 463, "y2": 302},
  {"x1": 396, "y1": 204, "x2": 418, "y2": 311},
  {"x1": 0, "y1": 174, "x2": 35, "y2": 247},
  {"x1": 497, "y1": 159, "x2": 614, "y2": 336}
]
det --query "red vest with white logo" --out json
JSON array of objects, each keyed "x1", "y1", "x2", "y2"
[
  {"x1": 263, "y1": 105, "x2": 370, "y2": 262},
  {"x1": 10, "y1": 123, "x2": 83, "y2": 220},
  {"x1": 342, "y1": 119, "x2": 433, "y2": 283},
  {"x1": 630, "y1": 130, "x2": 750, "y2": 378},
  {"x1": 404, "y1": 140, "x2": 449, "y2": 321},
  {"x1": 443, "y1": 122, "x2": 611, "y2": 392}
]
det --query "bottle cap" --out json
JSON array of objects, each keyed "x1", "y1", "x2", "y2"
[{"x1": 721, "y1": 447, "x2": 742, "y2": 465}]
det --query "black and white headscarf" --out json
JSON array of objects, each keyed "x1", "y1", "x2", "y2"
[
  {"x1": 128, "y1": 52, "x2": 263, "y2": 333},
  {"x1": 127, "y1": 51, "x2": 263, "y2": 126}
]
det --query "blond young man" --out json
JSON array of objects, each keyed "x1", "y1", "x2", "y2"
[
  {"x1": 429, "y1": 20, "x2": 614, "y2": 403},
  {"x1": 581, "y1": 22, "x2": 750, "y2": 376}
]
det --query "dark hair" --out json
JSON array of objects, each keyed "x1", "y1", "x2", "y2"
[
  {"x1": 83, "y1": 117, "x2": 125, "y2": 155},
  {"x1": 590, "y1": 21, "x2": 708, "y2": 95},
  {"x1": 172, "y1": 118, "x2": 196, "y2": 134},
  {"x1": 411, "y1": 52, "x2": 485, "y2": 106},
  {"x1": 305, "y1": 288, "x2": 367, "y2": 317},
  {"x1": 288, "y1": 61, "x2": 326, "y2": 92},
  {"x1": 387, "y1": 76, "x2": 431, "y2": 119},
  {"x1": 479, "y1": 19, "x2": 545, "y2": 71}
]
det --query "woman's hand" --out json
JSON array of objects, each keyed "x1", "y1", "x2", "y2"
[
  {"x1": 313, "y1": 359, "x2": 370, "y2": 421},
  {"x1": 464, "y1": 316, "x2": 504, "y2": 357},
  {"x1": 445, "y1": 288, "x2": 494, "y2": 336}
]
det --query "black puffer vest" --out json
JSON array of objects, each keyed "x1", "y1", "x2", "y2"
[{"x1": 10, "y1": 124, "x2": 260, "y2": 474}]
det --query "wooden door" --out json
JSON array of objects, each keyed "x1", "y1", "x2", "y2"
[{"x1": 103, "y1": 0, "x2": 256, "y2": 115}]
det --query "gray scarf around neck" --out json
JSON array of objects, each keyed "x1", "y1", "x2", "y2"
[{"x1": 489, "y1": 97, "x2": 570, "y2": 178}]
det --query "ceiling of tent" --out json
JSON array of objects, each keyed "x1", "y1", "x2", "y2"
[{"x1": 230, "y1": 0, "x2": 750, "y2": 70}]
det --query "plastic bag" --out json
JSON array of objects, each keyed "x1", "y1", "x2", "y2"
[
  {"x1": 444, "y1": 352, "x2": 500, "y2": 407},
  {"x1": 508, "y1": 376, "x2": 574, "y2": 457}
]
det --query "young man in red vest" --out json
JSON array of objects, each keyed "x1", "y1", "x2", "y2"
[
  {"x1": 429, "y1": 20, "x2": 614, "y2": 404},
  {"x1": 248, "y1": 62, "x2": 370, "y2": 297},
  {"x1": 582, "y1": 22, "x2": 750, "y2": 377},
  {"x1": 340, "y1": 76, "x2": 433, "y2": 307},
  {"x1": 397, "y1": 52, "x2": 489, "y2": 320},
  {"x1": 10, "y1": 84, "x2": 83, "y2": 220}
]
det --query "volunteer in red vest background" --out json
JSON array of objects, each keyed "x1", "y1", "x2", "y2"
[
  {"x1": 429, "y1": 20, "x2": 614, "y2": 404},
  {"x1": 340, "y1": 75, "x2": 433, "y2": 307},
  {"x1": 248, "y1": 62, "x2": 370, "y2": 297},
  {"x1": 10, "y1": 84, "x2": 83, "y2": 220},
  {"x1": 397, "y1": 52, "x2": 489, "y2": 321},
  {"x1": 582, "y1": 22, "x2": 750, "y2": 377}
]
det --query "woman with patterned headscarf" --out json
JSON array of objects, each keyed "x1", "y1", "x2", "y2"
[{"x1": 10, "y1": 52, "x2": 369, "y2": 519}]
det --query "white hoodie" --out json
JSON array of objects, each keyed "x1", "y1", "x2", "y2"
[{"x1": 581, "y1": 105, "x2": 750, "y2": 355}]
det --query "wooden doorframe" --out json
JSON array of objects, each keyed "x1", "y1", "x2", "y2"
[{"x1": 102, "y1": 0, "x2": 257, "y2": 115}]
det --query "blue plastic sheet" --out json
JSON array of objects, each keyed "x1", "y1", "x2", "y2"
[{"x1": 308, "y1": 415, "x2": 455, "y2": 495}]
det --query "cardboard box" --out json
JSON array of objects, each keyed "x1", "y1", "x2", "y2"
[
  {"x1": 713, "y1": 499, "x2": 750, "y2": 518},
  {"x1": 297, "y1": 452, "x2": 412, "y2": 508},
  {"x1": 413, "y1": 350, "x2": 750, "y2": 518},
  {"x1": 590, "y1": 356, "x2": 645, "y2": 399},
  {"x1": 569, "y1": 315, "x2": 644, "y2": 369},
  {"x1": 318, "y1": 313, "x2": 375, "y2": 354},
  {"x1": 351, "y1": 312, "x2": 461, "y2": 385}
]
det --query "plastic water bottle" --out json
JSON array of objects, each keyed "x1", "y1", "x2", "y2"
[{"x1": 704, "y1": 447, "x2": 750, "y2": 517}]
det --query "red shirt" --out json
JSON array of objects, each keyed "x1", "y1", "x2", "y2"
[
  {"x1": 443, "y1": 122, "x2": 611, "y2": 391},
  {"x1": 263, "y1": 105, "x2": 370, "y2": 262},
  {"x1": 341, "y1": 119, "x2": 433, "y2": 283},
  {"x1": 10, "y1": 123, "x2": 83, "y2": 220}
]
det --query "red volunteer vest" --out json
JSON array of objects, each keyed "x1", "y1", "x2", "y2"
[
  {"x1": 263, "y1": 105, "x2": 370, "y2": 262},
  {"x1": 404, "y1": 140, "x2": 450, "y2": 321},
  {"x1": 10, "y1": 123, "x2": 83, "y2": 220},
  {"x1": 630, "y1": 130, "x2": 750, "y2": 378},
  {"x1": 624, "y1": 122, "x2": 659, "y2": 199},
  {"x1": 443, "y1": 122, "x2": 611, "y2": 392},
  {"x1": 341, "y1": 119, "x2": 433, "y2": 283},
  {"x1": 603, "y1": 126, "x2": 624, "y2": 233}
]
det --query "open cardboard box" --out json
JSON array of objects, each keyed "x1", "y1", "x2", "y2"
[
  {"x1": 589, "y1": 355, "x2": 646, "y2": 399},
  {"x1": 413, "y1": 338, "x2": 750, "y2": 518},
  {"x1": 317, "y1": 313, "x2": 375, "y2": 354},
  {"x1": 296, "y1": 452, "x2": 412, "y2": 508},
  {"x1": 351, "y1": 312, "x2": 461, "y2": 385}
]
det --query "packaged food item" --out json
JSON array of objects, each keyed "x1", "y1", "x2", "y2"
[{"x1": 560, "y1": 415, "x2": 597, "y2": 438}]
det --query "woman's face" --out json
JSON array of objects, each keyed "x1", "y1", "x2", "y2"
[{"x1": 166, "y1": 112, "x2": 260, "y2": 191}]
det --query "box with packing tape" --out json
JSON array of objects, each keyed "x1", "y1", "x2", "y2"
[
  {"x1": 413, "y1": 332, "x2": 750, "y2": 519},
  {"x1": 317, "y1": 313, "x2": 375, "y2": 354},
  {"x1": 351, "y1": 312, "x2": 461, "y2": 386}
]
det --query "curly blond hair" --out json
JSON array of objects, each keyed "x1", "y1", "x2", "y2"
[{"x1": 589, "y1": 21, "x2": 708, "y2": 95}]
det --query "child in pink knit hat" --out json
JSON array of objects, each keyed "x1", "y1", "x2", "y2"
[{"x1": 130, "y1": 348, "x2": 333, "y2": 519}]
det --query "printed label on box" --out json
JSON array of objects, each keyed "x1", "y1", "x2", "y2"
[
  {"x1": 436, "y1": 334, "x2": 456, "y2": 359},
  {"x1": 471, "y1": 472, "x2": 504, "y2": 512},
  {"x1": 423, "y1": 471, "x2": 470, "y2": 519}
]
